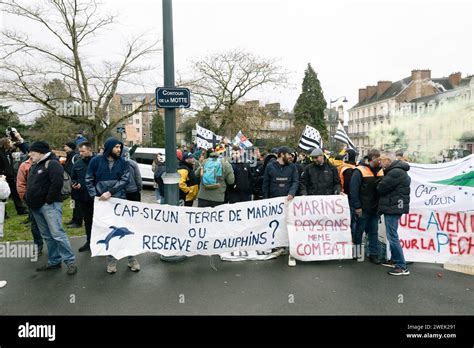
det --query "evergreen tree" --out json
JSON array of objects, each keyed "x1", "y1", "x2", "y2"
[
  {"x1": 151, "y1": 112, "x2": 165, "y2": 147},
  {"x1": 293, "y1": 64, "x2": 328, "y2": 143}
]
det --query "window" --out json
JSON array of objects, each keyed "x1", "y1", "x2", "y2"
[
  {"x1": 136, "y1": 128, "x2": 140, "y2": 133},
  {"x1": 122, "y1": 104, "x2": 132, "y2": 112},
  {"x1": 135, "y1": 119, "x2": 140, "y2": 124},
  {"x1": 128, "y1": 117, "x2": 133, "y2": 124}
]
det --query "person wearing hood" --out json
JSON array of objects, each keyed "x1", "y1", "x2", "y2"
[
  {"x1": 178, "y1": 151, "x2": 199, "y2": 206},
  {"x1": 86, "y1": 137, "x2": 140, "y2": 274},
  {"x1": 377, "y1": 151, "x2": 411, "y2": 276},
  {"x1": 122, "y1": 146, "x2": 142, "y2": 202},
  {"x1": 25, "y1": 141, "x2": 77, "y2": 275},
  {"x1": 70, "y1": 142, "x2": 96, "y2": 252},
  {"x1": 64, "y1": 141, "x2": 83, "y2": 228}
]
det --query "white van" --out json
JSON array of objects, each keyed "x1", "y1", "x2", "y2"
[{"x1": 131, "y1": 147, "x2": 166, "y2": 187}]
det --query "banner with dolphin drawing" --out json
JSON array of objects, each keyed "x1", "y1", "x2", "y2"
[{"x1": 91, "y1": 196, "x2": 289, "y2": 259}]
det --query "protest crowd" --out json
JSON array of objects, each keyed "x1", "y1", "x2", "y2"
[{"x1": 0, "y1": 125, "x2": 413, "y2": 289}]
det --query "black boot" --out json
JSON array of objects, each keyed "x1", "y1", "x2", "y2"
[{"x1": 79, "y1": 242, "x2": 90, "y2": 252}]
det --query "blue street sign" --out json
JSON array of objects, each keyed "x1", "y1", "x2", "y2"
[
  {"x1": 117, "y1": 127, "x2": 125, "y2": 134},
  {"x1": 155, "y1": 87, "x2": 191, "y2": 108}
]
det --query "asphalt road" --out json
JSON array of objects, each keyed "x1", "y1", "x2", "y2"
[{"x1": 0, "y1": 235, "x2": 472, "y2": 315}]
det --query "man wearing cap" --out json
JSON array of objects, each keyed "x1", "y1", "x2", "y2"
[
  {"x1": 300, "y1": 148, "x2": 341, "y2": 196},
  {"x1": 64, "y1": 141, "x2": 82, "y2": 228},
  {"x1": 262, "y1": 146, "x2": 299, "y2": 264},
  {"x1": 178, "y1": 151, "x2": 199, "y2": 207},
  {"x1": 25, "y1": 141, "x2": 78, "y2": 275}
]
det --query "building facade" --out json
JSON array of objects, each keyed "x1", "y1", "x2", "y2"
[{"x1": 347, "y1": 70, "x2": 469, "y2": 156}]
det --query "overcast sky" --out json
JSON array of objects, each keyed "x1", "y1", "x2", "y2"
[{"x1": 1, "y1": 0, "x2": 473, "y2": 120}]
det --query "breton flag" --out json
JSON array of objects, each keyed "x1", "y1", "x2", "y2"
[
  {"x1": 196, "y1": 124, "x2": 222, "y2": 150},
  {"x1": 334, "y1": 121, "x2": 355, "y2": 150},
  {"x1": 233, "y1": 130, "x2": 253, "y2": 149},
  {"x1": 298, "y1": 125, "x2": 323, "y2": 151}
]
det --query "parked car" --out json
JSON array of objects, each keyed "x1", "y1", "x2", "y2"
[{"x1": 131, "y1": 147, "x2": 165, "y2": 187}]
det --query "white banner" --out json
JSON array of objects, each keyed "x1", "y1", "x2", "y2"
[
  {"x1": 287, "y1": 195, "x2": 352, "y2": 261},
  {"x1": 397, "y1": 155, "x2": 474, "y2": 265},
  {"x1": 91, "y1": 197, "x2": 288, "y2": 259}
]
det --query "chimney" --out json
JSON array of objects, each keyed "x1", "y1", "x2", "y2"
[
  {"x1": 448, "y1": 72, "x2": 462, "y2": 87},
  {"x1": 377, "y1": 81, "x2": 392, "y2": 97},
  {"x1": 359, "y1": 88, "x2": 367, "y2": 102},
  {"x1": 367, "y1": 85, "x2": 377, "y2": 99},
  {"x1": 411, "y1": 69, "x2": 431, "y2": 81}
]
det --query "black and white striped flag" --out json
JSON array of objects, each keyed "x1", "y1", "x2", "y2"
[
  {"x1": 298, "y1": 125, "x2": 323, "y2": 151},
  {"x1": 196, "y1": 124, "x2": 222, "y2": 150},
  {"x1": 334, "y1": 121, "x2": 355, "y2": 150}
]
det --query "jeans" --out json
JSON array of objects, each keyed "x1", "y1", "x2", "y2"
[
  {"x1": 353, "y1": 211, "x2": 379, "y2": 256},
  {"x1": 29, "y1": 211, "x2": 43, "y2": 250},
  {"x1": 384, "y1": 214, "x2": 406, "y2": 269},
  {"x1": 31, "y1": 202, "x2": 76, "y2": 265},
  {"x1": 155, "y1": 188, "x2": 161, "y2": 201}
]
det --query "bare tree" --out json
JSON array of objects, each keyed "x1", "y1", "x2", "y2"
[
  {"x1": 0, "y1": 0, "x2": 160, "y2": 147},
  {"x1": 183, "y1": 49, "x2": 288, "y2": 136}
]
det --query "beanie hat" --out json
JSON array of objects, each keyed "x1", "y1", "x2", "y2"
[
  {"x1": 30, "y1": 141, "x2": 50, "y2": 154},
  {"x1": 65, "y1": 142, "x2": 76, "y2": 151}
]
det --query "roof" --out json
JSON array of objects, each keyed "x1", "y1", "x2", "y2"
[
  {"x1": 349, "y1": 75, "x2": 470, "y2": 110},
  {"x1": 119, "y1": 93, "x2": 155, "y2": 105},
  {"x1": 409, "y1": 80, "x2": 472, "y2": 104},
  {"x1": 350, "y1": 76, "x2": 412, "y2": 109}
]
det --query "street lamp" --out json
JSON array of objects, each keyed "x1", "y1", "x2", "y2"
[{"x1": 328, "y1": 96, "x2": 348, "y2": 151}]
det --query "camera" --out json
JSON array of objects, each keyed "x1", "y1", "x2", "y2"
[{"x1": 6, "y1": 127, "x2": 18, "y2": 142}]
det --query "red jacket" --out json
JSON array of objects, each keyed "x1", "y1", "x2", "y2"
[{"x1": 16, "y1": 158, "x2": 32, "y2": 201}]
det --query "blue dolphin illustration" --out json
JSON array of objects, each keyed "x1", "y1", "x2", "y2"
[{"x1": 97, "y1": 226, "x2": 135, "y2": 251}]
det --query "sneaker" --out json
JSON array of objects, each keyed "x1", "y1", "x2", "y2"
[
  {"x1": 0, "y1": 280, "x2": 7, "y2": 288},
  {"x1": 272, "y1": 247, "x2": 288, "y2": 257},
  {"x1": 369, "y1": 255, "x2": 381, "y2": 264},
  {"x1": 381, "y1": 259, "x2": 396, "y2": 268},
  {"x1": 36, "y1": 263, "x2": 61, "y2": 271},
  {"x1": 107, "y1": 261, "x2": 117, "y2": 274},
  {"x1": 128, "y1": 259, "x2": 141, "y2": 272},
  {"x1": 66, "y1": 263, "x2": 78, "y2": 275},
  {"x1": 78, "y1": 243, "x2": 90, "y2": 252},
  {"x1": 388, "y1": 267, "x2": 410, "y2": 276},
  {"x1": 288, "y1": 255, "x2": 296, "y2": 267}
]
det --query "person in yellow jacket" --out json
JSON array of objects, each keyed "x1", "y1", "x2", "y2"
[{"x1": 178, "y1": 152, "x2": 199, "y2": 207}]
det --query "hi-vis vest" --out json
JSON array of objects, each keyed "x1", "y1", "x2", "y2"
[
  {"x1": 355, "y1": 165, "x2": 384, "y2": 213},
  {"x1": 339, "y1": 163, "x2": 356, "y2": 193}
]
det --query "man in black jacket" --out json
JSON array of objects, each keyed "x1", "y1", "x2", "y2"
[
  {"x1": 299, "y1": 148, "x2": 341, "y2": 196},
  {"x1": 64, "y1": 141, "x2": 82, "y2": 228},
  {"x1": 377, "y1": 151, "x2": 411, "y2": 276},
  {"x1": 71, "y1": 142, "x2": 96, "y2": 252},
  {"x1": 350, "y1": 149, "x2": 383, "y2": 264},
  {"x1": 26, "y1": 141, "x2": 77, "y2": 275}
]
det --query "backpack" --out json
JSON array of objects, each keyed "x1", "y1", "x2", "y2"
[
  {"x1": 45, "y1": 160, "x2": 72, "y2": 198},
  {"x1": 202, "y1": 158, "x2": 223, "y2": 189}
]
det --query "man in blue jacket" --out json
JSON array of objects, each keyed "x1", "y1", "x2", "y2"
[
  {"x1": 86, "y1": 138, "x2": 140, "y2": 274},
  {"x1": 262, "y1": 146, "x2": 299, "y2": 266}
]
